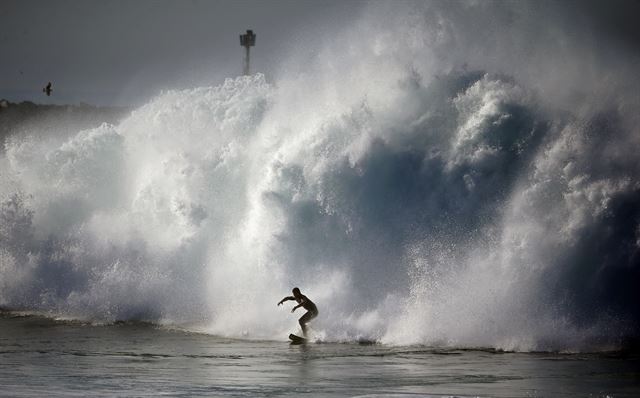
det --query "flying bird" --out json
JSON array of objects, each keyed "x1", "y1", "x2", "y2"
[{"x1": 43, "y1": 82, "x2": 52, "y2": 96}]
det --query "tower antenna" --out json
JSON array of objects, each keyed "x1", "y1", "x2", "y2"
[{"x1": 239, "y1": 29, "x2": 256, "y2": 75}]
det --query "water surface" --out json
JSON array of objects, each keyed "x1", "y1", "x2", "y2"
[{"x1": 1, "y1": 313, "x2": 638, "y2": 397}]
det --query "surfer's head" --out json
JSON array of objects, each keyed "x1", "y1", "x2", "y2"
[{"x1": 292, "y1": 287, "x2": 301, "y2": 297}]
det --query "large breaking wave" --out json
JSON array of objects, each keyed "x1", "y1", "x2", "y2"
[{"x1": 1, "y1": 1, "x2": 639, "y2": 351}]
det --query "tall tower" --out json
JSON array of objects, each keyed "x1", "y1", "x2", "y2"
[{"x1": 239, "y1": 29, "x2": 256, "y2": 75}]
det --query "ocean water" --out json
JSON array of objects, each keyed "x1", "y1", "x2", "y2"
[
  {"x1": 1, "y1": 2, "x2": 640, "y2": 396},
  {"x1": 2, "y1": 67, "x2": 638, "y2": 350},
  {"x1": 2, "y1": 312, "x2": 639, "y2": 398}
]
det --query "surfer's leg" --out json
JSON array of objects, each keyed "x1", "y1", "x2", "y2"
[{"x1": 299, "y1": 311, "x2": 313, "y2": 336}]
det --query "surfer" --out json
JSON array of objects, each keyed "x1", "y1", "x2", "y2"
[{"x1": 277, "y1": 287, "x2": 318, "y2": 337}]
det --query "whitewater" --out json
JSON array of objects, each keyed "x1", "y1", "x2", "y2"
[{"x1": 1, "y1": 2, "x2": 639, "y2": 354}]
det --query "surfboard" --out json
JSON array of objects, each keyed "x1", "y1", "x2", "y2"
[{"x1": 288, "y1": 333, "x2": 307, "y2": 344}]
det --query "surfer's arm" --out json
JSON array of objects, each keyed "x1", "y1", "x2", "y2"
[{"x1": 277, "y1": 296, "x2": 295, "y2": 306}]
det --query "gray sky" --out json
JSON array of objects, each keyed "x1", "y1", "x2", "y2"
[
  {"x1": 2, "y1": 0, "x2": 639, "y2": 107},
  {"x1": 0, "y1": 0, "x2": 365, "y2": 106}
]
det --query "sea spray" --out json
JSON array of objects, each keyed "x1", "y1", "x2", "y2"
[{"x1": 1, "y1": 2, "x2": 639, "y2": 351}]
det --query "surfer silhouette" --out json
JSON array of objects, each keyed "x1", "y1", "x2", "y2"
[
  {"x1": 277, "y1": 287, "x2": 318, "y2": 337},
  {"x1": 43, "y1": 82, "x2": 52, "y2": 96}
]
